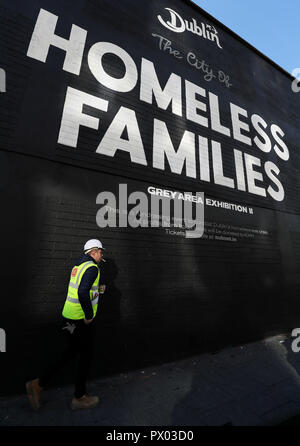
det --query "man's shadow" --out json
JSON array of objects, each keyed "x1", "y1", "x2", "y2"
[{"x1": 92, "y1": 257, "x2": 123, "y2": 378}]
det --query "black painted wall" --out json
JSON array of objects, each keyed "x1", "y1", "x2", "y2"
[{"x1": 1, "y1": 0, "x2": 300, "y2": 396}]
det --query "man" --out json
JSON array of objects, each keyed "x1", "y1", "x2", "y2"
[{"x1": 26, "y1": 239, "x2": 105, "y2": 411}]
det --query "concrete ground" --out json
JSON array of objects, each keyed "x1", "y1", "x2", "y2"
[{"x1": 1, "y1": 333, "x2": 300, "y2": 426}]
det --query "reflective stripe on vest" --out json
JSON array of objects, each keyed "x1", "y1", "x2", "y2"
[
  {"x1": 68, "y1": 283, "x2": 99, "y2": 291},
  {"x1": 62, "y1": 261, "x2": 100, "y2": 320},
  {"x1": 66, "y1": 295, "x2": 99, "y2": 306}
]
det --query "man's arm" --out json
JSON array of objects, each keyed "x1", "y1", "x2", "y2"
[{"x1": 78, "y1": 265, "x2": 98, "y2": 321}]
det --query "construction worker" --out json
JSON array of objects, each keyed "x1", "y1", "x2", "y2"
[{"x1": 26, "y1": 239, "x2": 106, "y2": 411}]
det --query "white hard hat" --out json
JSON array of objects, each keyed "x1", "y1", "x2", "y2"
[{"x1": 84, "y1": 239, "x2": 105, "y2": 252}]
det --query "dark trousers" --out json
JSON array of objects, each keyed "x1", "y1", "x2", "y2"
[{"x1": 39, "y1": 318, "x2": 94, "y2": 399}]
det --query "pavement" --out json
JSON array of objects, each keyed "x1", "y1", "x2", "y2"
[{"x1": 2, "y1": 333, "x2": 300, "y2": 427}]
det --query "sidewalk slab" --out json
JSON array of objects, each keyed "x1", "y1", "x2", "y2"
[{"x1": 1, "y1": 334, "x2": 300, "y2": 426}]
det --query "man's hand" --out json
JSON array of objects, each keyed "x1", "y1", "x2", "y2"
[
  {"x1": 84, "y1": 318, "x2": 93, "y2": 325},
  {"x1": 99, "y1": 285, "x2": 106, "y2": 294}
]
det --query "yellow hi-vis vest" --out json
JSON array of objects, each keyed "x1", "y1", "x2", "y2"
[{"x1": 62, "y1": 261, "x2": 100, "y2": 320}]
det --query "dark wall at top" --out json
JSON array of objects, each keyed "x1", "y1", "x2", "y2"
[{"x1": 0, "y1": 0, "x2": 300, "y2": 396}]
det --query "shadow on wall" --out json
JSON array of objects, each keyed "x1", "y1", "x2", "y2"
[{"x1": 92, "y1": 256, "x2": 123, "y2": 376}]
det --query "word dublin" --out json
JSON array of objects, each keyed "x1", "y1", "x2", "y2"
[
  {"x1": 157, "y1": 7, "x2": 223, "y2": 49},
  {"x1": 96, "y1": 184, "x2": 204, "y2": 239}
]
